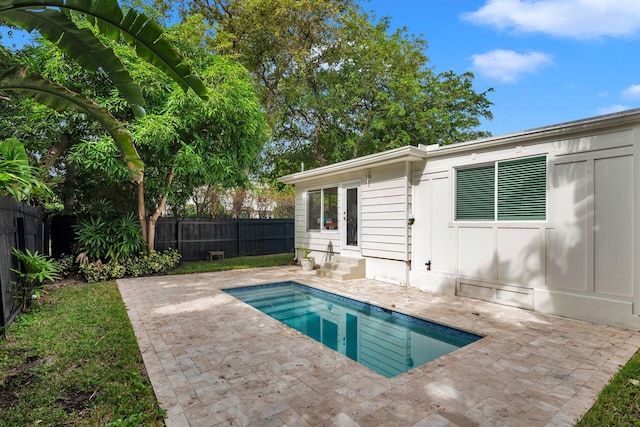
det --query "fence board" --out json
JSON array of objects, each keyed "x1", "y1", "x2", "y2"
[
  {"x1": 155, "y1": 218, "x2": 294, "y2": 261},
  {"x1": 0, "y1": 197, "x2": 47, "y2": 331}
]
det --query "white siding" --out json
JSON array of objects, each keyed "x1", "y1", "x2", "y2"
[
  {"x1": 413, "y1": 126, "x2": 640, "y2": 329},
  {"x1": 361, "y1": 166, "x2": 409, "y2": 261}
]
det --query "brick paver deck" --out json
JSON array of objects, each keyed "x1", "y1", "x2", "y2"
[{"x1": 117, "y1": 267, "x2": 640, "y2": 426}]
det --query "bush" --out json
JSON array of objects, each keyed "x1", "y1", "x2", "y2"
[
  {"x1": 78, "y1": 249, "x2": 181, "y2": 283},
  {"x1": 79, "y1": 261, "x2": 126, "y2": 283},
  {"x1": 74, "y1": 213, "x2": 144, "y2": 262},
  {"x1": 11, "y1": 248, "x2": 60, "y2": 307},
  {"x1": 54, "y1": 254, "x2": 78, "y2": 278}
]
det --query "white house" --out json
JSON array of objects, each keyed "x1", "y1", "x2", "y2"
[{"x1": 279, "y1": 109, "x2": 640, "y2": 330}]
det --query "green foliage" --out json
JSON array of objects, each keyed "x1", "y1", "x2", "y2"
[
  {"x1": 54, "y1": 254, "x2": 78, "y2": 278},
  {"x1": 300, "y1": 247, "x2": 311, "y2": 258},
  {"x1": 0, "y1": 281, "x2": 165, "y2": 425},
  {"x1": 78, "y1": 248, "x2": 181, "y2": 283},
  {"x1": 73, "y1": 213, "x2": 144, "y2": 262},
  {"x1": 170, "y1": 0, "x2": 493, "y2": 179},
  {"x1": 10, "y1": 248, "x2": 60, "y2": 307},
  {"x1": 122, "y1": 248, "x2": 181, "y2": 278},
  {"x1": 0, "y1": 137, "x2": 52, "y2": 202},
  {"x1": 79, "y1": 261, "x2": 127, "y2": 283}
]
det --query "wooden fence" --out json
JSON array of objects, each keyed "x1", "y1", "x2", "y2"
[
  {"x1": 0, "y1": 197, "x2": 48, "y2": 331},
  {"x1": 154, "y1": 218, "x2": 294, "y2": 261}
]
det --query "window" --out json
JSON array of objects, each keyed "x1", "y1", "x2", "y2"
[
  {"x1": 307, "y1": 187, "x2": 339, "y2": 231},
  {"x1": 456, "y1": 156, "x2": 546, "y2": 221},
  {"x1": 308, "y1": 190, "x2": 321, "y2": 230}
]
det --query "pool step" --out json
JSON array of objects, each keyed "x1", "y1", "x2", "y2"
[{"x1": 316, "y1": 256, "x2": 366, "y2": 281}]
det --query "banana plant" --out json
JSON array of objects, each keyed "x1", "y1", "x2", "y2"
[
  {"x1": 0, "y1": 65, "x2": 144, "y2": 183},
  {"x1": 0, "y1": 0, "x2": 208, "y2": 119},
  {"x1": 0, "y1": 0, "x2": 210, "y2": 182}
]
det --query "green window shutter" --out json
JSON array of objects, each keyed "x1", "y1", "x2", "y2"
[
  {"x1": 456, "y1": 165, "x2": 495, "y2": 220},
  {"x1": 497, "y1": 156, "x2": 546, "y2": 220}
]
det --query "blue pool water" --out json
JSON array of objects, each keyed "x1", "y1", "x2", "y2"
[{"x1": 223, "y1": 282, "x2": 482, "y2": 378}]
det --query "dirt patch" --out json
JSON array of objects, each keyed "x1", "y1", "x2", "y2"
[
  {"x1": 57, "y1": 390, "x2": 96, "y2": 413},
  {"x1": 0, "y1": 355, "x2": 51, "y2": 410}
]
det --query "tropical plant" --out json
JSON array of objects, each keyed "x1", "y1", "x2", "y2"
[
  {"x1": 300, "y1": 247, "x2": 311, "y2": 258},
  {"x1": 11, "y1": 247, "x2": 60, "y2": 308},
  {"x1": 73, "y1": 213, "x2": 144, "y2": 262},
  {"x1": 0, "y1": 0, "x2": 209, "y2": 249},
  {"x1": 0, "y1": 137, "x2": 52, "y2": 202}
]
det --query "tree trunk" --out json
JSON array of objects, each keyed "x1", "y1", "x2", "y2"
[
  {"x1": 146, "y1": 168, "x2": 174, "y2": 252},
  {"x1": 137, "y1": 179, "x2": 148, "y2": 247},
  {"x1": 44, "y1": 132, "x2": 70, "y2": 171}
]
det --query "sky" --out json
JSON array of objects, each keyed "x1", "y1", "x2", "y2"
[
  {"x1": 3, "y1": 1, "x2": 640, "y2": 138},
  {"x1": 364, "y1": 0, "x2": 640, "y2": 136}
]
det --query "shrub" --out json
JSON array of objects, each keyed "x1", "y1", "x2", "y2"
[
  {"x1": 54, "y1": 254, "x2": 78, "y2": 278},
  {"x1": 79, "y1": 261, "x2": 127, "y2": 283},
  {"x1": 74, "y1": 213, "x2": 144, "y2": 262},
  {"x1": 78, "y1": 249, "x2": 181, "y2": 283},
  {"x1": 11, "y1": 248, "x2": 60, "y2": 307}
]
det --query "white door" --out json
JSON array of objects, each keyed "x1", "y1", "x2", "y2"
[{"x1": 341, "y1": 182, "x2": 361, "y2": 256}]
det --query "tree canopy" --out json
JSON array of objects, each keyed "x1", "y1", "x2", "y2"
[{"x1": 154, "y1": 0, "x2": 494, "y2": 179}]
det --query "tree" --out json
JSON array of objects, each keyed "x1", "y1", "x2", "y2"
[
  {"x1": 154, "y1": 0, "x2": 493, "y2": 179},
  {"x1": 62, "y1": 19, "x2": 267, "y2": 250},
  {"x1": 0, "y1": 0, "x2": 212, "y2": 250}
]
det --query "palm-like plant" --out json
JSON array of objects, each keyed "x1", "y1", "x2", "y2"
[
  {"x1": 0, "y1": 137, "x2": 52, "y2": 201},
  {"x1": 0, "y1": 0, "x2": 208, "y2": 183}
]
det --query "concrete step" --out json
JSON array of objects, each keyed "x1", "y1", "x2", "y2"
[{"x1": 316, "y1": 256, "x2": 366, "y2": 281}]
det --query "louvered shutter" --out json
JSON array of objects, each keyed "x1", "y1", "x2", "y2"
[
  {"x1": 497, "y1": 156, "x2": 546, "y2": 220},
  {"x1": 456, "y1": 165, "x2": 495, "y2": 220}
]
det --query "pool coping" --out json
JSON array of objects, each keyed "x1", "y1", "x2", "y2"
[{"x1": 118, "y1": 266, "x2": 640, "y2": 426}]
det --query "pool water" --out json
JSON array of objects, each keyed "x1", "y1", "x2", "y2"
[{"x1": 223, "y1": 282, "x2": 482, "y2": 378}]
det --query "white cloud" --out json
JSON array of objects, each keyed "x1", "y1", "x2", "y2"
[
  {"x1": 471, "y1": 49, "x2": 552, "y2": 82},
  {"x1": 622, "y1": 84, "x2": 640, "y2": 100},
  {"x1": 598, "y1": 104, "x2": 630, "y2": 115},
  {"x1": 463, "y1": 0, "x2": 640, "y2": 39}
]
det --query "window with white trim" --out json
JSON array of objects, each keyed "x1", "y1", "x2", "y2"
[
  {"x1": 307, "y1": 186, "x2": 339, "y2": 231},
  {"x1": 456, "y1": 155, "x2": 547, "y2": 221}
]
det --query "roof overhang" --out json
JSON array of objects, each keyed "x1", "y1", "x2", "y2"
[
  {"x1": 425, "y1": 108, "x2": 640, "y2": 159},
  {"x1": 278, "y1": 145, "x2": 427, "y2": 185}
]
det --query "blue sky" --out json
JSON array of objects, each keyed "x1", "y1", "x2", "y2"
[{"x1": 365, "y1": 0, "x2": 640, "y2": 136}]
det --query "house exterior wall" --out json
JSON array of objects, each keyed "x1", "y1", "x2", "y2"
[
  {"x1": 282, "y1": 111, "x2": 640, "y2": 330},
  {"x1": 411, "y1": 124, "x2": 640, "y2": 329},
  {"x1": 292, "y1": 163, "x2": 412, "y2": 284}
]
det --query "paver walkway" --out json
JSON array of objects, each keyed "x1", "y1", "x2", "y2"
[{"x1": 117, "y1": 267, "x2": 640, "y2": 426}]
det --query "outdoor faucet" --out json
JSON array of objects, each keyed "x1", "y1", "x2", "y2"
[{"x1": 425, "y1": 260, "x2": 431, "y2": 271}]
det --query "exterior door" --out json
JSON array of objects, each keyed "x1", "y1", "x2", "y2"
[{"x1": 341, "y1": 182, "x2": 360, "y2": 256}]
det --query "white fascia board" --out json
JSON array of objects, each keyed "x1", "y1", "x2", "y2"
[
  {"x1": 278, "y1": 145, "x2": 427, "y2": 185},
  {"x1": 425, "y1": 108, "x2": 640, "y2": 158}
]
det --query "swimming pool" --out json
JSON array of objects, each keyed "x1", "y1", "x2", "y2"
[{"x1": 223, "y1": 282, "x2": 482, "y2": 378}]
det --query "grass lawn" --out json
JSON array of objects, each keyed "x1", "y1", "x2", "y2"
[
  {"x1": 0, "y1": 281, "x2": 164, "y2": 426},
  {"x1": 577, "y1": 348, "x2": 640, "y2": 425},
  {"x1": 1, "y1": 251, "x2": 639, "y2": 426},
  {"x1": 169, "y1": 252, "x2": 295, "y2": 274}
]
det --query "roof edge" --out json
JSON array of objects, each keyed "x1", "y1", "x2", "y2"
[
  {"x1": 279, "y1": 145, "x2": 427, "y2": 184},
  {"x1": 426, "y1": 108, "x2": 640, "y2": 157}
]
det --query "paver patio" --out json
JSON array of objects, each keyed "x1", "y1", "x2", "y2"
[{"x1": 117, "y1": 266, "x2": 640, "y2": 426}]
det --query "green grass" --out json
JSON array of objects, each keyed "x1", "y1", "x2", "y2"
[
  {"x1": 0, "y1": 282, "x2": 165, "y2": 426},
  {"x1": 169, "y1": 252, "x2": 295, "y2": 275},
  {"x1": 576, "y1": 348, "x2": 640, "y2": 425}
]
